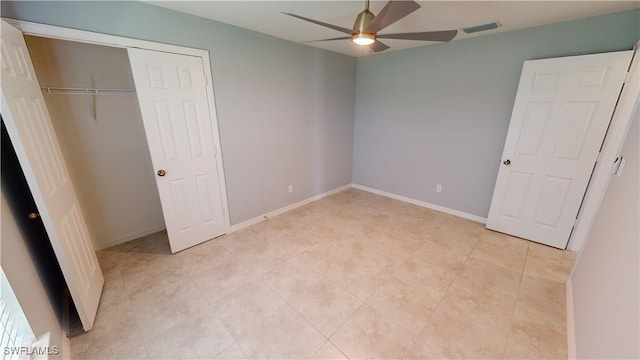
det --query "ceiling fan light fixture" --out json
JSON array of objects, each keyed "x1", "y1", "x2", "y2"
[
  {"x1": 351, "y1": 32, "x2": 376, "y2": 46},
  {"x1": 351, "y1": 1, "x2": 375, "y2": 46}
]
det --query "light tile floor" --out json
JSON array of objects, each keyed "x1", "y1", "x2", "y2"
[{"x1": 72, "y1": 189, "x2": 576, "y2": 359}]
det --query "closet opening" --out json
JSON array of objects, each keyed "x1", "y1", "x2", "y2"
[
  {"x1": 24, "y1": 35, "x2": 167, "y2": 251},
  {"x1": 3, "y1": 21, "x2": 230, "y2": 329}
]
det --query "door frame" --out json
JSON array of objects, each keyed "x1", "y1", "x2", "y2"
[
  {"x1": 4, "y1": 18, "x2": 232, "y2": 236},
  {"x1": 568, "y1": 43, "x2": 639, "y2": 251}
]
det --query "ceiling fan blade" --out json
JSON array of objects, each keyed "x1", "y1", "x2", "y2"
[
  {"x1": 378, "y1": 30, "x2": 458, "y2": 42},
  {"x1": 365, "y1": 1, "x2": 421, "y2": 33},
  {"x1": 370, "y1": 41, "x2": 391, "y2": 53},
  {"x1": 306, "y1": 36, "x2": 353, "y2": 43},
  {"x1": 283, "y1": 12, "x2": 352, "y2": 35}
]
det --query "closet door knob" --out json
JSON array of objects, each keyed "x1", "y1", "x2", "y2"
[
  {"x1": 27, "y1": 212, "x2": 40, "y2": 220},
  {"x1": 503, "y1": 159, "x2": 511, "y2": 165},
  {"x1": 157, "y1": 169, "x2": 166, "y2": 177}
]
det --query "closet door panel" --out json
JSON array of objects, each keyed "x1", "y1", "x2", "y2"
[
  {"x1": 128, "y1": 48, "x2": 226, "y2": 253},
  {"x1": 0, "y1": 19, "x2": 103, "y2": 331}
]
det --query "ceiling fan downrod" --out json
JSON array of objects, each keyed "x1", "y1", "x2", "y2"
[{"x1": 351, "y1": 0, "x2": 376, "y2": 45}]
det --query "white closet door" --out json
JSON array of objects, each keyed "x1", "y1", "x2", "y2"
[
  {"x1": 128, "y1": 48, "x2": 226, "y2": 253},
  {"x1": 0, "y1": 20, "x2": 103, "y2": 330},
  {"x1": 486, "y1": 50, "x2": 633, "y2": 249}
]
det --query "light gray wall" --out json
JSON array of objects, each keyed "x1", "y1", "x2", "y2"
[
  {"x1": 26, "y1": 36, "x2": 165, "y2": 249},
  {"x1": 1, "y1": 194, "x2": 64, "y2": 360},
  {"x1": 353, "y1": 9, "x2": 640, "y2": 217},
  {"x1": 2, "y1": 0, "x2": 356, "y2": 225},
  {"x1": 571, "y1": 109, "x2": 639, "y2": 359}
]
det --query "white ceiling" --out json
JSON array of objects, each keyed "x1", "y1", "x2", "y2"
[{"x1": 144, "y1": 1, "x2": 639, "y2": 57}]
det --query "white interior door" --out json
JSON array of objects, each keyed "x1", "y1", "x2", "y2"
[
  {"x1": 128, "y1": 48, "x2": 226, "y2": 253},
  {"x1": 486, "y1": 50, "x2": 633, "y2": 249},
  {"x1": 0, "y1": 20, "x2": 103, "y2": 330}
]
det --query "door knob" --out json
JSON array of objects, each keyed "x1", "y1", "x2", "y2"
[
  {"x1": 27, "y1": 212, "x2": 40, "y2": 220},
  {"x1": 157, "y1": 169, "x2": 166, "y2": 177},
  {"x1": 503, "y1": 159, "x2": 511, "y2": 165}
]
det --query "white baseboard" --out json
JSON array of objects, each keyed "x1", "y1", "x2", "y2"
[
  {"x1": 98, "y1": 184, "x2": 353, "y2": 248},
  {"x1": 229, "y1": 184, "x2": 353, "y2": 233},
  {"x1": 351, "y1": 184, "x2": 487, "y2": 223},
  {"x1": 212, "y1": 182, "x2": 487, "y2": 235},
  {"x1": 566, "y1": 278, "x2": 577, "y2": 359},
  {"x1": 94, "y1": 224, "x2": 167, "y2": 250}
]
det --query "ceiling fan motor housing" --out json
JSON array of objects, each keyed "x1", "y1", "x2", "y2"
[
  {"x1": 352, "y1": 9, "x2": 376, "y2": 45},
  {"x1": 353, "y1": 9, "x2": 375, "y2": 34}
]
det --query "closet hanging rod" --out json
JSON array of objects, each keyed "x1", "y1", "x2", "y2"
[{"x1": 41, "y1": 87, "x2": 136, "y2": 95}]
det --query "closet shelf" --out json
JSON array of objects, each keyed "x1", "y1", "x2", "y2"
[{"x1": 41, "y1": 87, "x2": 136, "y2": 95}]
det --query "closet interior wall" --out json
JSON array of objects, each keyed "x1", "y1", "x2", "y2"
[{"x1": 25, "y1": 36, "x2": 165, "y2": 250}]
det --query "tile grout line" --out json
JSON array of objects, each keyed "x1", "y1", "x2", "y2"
[
  {"x1": 405, "y1": 226, "x2": 473, "y2": 353},
  {"x1": 407, "y1": 229, "x2": 509, "y2": 356},
  {"x1": 361, "y1": 250, "x2": 444, "y2": 342},
  {"x1": 501, "y1": 243, "x2": 531, "y2": 359},
  {"x1": 116, "y1": 264, "x2": 153, "y2": 360},
  {"x1": 255, "y1": 212, "x2": 425, "y2": 355},
  {"x1": 319, "y1": 302, "x2": 370, "y2": 358},
  {"x1": 327, "y1": 338, "x2": 352, "y2": 360},
  {"x1": 179, "y1": 255, "x2": 249, "y2": 359},
  {"x1": 237, "y1": 228, "x2": 359, "y2": 345},
  {"x1": 407, "y1": 239, "x2": 467, "y2": 355},
  {"x1": 224, "y1": 225, "x2": 347, "y2": 357}
]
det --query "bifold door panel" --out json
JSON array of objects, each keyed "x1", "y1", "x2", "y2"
[{"x1": 0, "y1": 19, "x2": 104, "y2": 331}]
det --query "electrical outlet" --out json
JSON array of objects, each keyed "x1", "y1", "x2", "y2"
[
  {"x1": 288, "y1": 184, "x2": 294, "y2": 193},
  {"x1": 436, "y1": 184, "x2": 443, "y2": 193}
]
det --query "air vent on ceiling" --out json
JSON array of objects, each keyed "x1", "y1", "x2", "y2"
[{"x1": 463, "y1": 21, "x2": 501, "y2": 34}]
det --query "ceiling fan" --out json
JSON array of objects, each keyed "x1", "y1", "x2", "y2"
[{"x1": 284, "y1": 0, "x2": 458, "y2": 53}]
